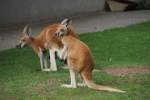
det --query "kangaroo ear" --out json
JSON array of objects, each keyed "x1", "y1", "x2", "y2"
[
  {"x1": 22, "y1": 25, "x2": 31, "y2": 36},
  {"x1": 61, "y1": 18, "x2": 72, "y2": 27},
  {"x1": 28, "y1": 27, "x2": 32, "y2": 36}
]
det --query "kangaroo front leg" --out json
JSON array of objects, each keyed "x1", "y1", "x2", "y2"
[
  {"x1": 60, "y1": 45, "x2": 68, "y2": 60},
  {"x1": 38, "y1": 52, "x2": 44, "y2": 71},
  {"x1": 43, "y1": 53, "x2": 51, "y2": 71},
  {"x1": 60, "y1": 45, "x2": 68, "y2": 69},
  {"x1": 49, "y1": 49, "x2": 57, "y2": 71},
  {"x1": 62, "y1": 68, "x2": 77, "y2": 88},
  {"x1": 44, "y1": 56, "x2": 48, "y2": 69}
]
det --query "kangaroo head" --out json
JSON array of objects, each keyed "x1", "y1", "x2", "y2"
[
  {"x1": 16, "y1": 25, "x2": 32, "y2": 48},
  {"x1": 55, "y1": 18, "x2": 72, "y2": 37}
]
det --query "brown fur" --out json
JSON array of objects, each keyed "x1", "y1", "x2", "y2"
[
  {"x1": 45, "y1": 24, "x2": 78, "y2": 50},
  {"x1": 60, "y1": 35, "x2": 125, "y2": 93},
  {"x1": 17, "y1": 24, "x2": 78, "y2": 54},
  {"x1": 16, "y1": 22, "x2": 78, "y2": 71}
]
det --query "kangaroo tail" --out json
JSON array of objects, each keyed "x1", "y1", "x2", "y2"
[{"x1": 81, "y1": 71, "x2": 126, "y2": 93}]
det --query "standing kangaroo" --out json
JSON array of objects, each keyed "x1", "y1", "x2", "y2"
[
  {"x1": 16, "y1": 19, "x2": 78, "y2": 71},
  {"x1": 53, "y1": 19, "x2": 126, "y2": 93}
]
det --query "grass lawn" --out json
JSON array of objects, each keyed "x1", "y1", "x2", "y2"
[{"x1": 0, "y1": 22, "x2": 150, "y2": 100}]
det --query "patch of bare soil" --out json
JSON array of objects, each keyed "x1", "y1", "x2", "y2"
[
  {"x1": 28, "y1": 79, "x2": 63, "y2": 95},
  {"x1": 47, "y1": 79, "x2": 63, "y2": 85},
  {"x1": 102, "y1": 67, "x2": 150, "y2": 76}
]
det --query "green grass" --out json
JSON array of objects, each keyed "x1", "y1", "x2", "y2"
[
  {"x1": 0, "y1": 22, "x2": 150, "y2": 100},
  {"x1": 80, "y1": 22, "x2": 150, "y2": 68}
]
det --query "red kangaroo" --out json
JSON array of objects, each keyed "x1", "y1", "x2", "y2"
[
  {"x1": 16, "y1": 18, "x2": 78, "y2": 71},
  {"x1": 51, "y1": 19, "x2": 126, "y2": 93}
]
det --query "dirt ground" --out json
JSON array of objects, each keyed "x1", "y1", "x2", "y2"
[{"x1": 102, "y1": 67, "x2": 150, "y2": 76}]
